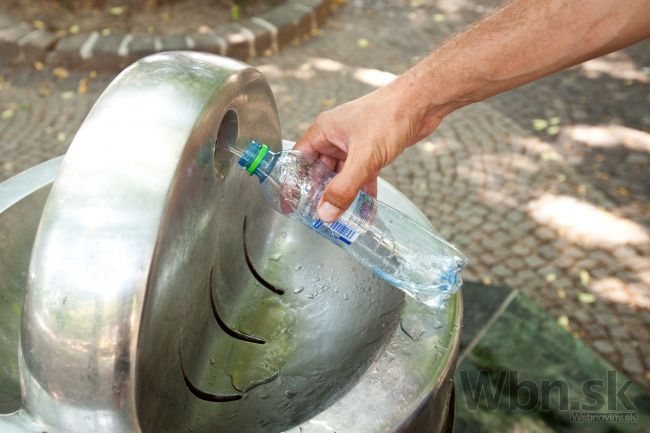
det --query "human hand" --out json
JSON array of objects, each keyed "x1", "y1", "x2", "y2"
[{"x1": 294, "y1": 83, "x2": 443, "y2": 222}]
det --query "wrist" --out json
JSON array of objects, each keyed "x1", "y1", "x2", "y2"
[
  {"x1": 385, "y1": 75, "x2": 457, "y2": 141},
  {"x1": 388, "y1": 67, "x2": 475, "y2": 140}
]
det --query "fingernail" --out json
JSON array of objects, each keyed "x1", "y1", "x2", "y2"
[{"x1": 318, "y1": 201, "x2": 341, "y2": 223}]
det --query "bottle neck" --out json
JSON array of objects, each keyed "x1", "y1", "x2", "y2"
[
  {"x1": 252, "y1": 149, "x2": 278, "y2": 182},
  {"x1": 238, "y1": 141, "x2": 279, "y2": 182}
]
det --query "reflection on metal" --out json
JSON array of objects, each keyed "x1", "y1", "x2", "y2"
[
  {"x1": 178, "y1": 339, "x2": 243, "y2": 402},
  {"x1": 0, "y1": 53, "x2": 461, "y2": 433},
  {"x1": 243, "y1": 216, "x2": 286, "y2": 295},
  {"x1": 209, "y1": 265, "x2": 267, "y2": 345}
]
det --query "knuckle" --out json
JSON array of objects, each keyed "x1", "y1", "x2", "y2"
[{"x1": 315, "y1": 110, "x2": 334, "y2": 126}]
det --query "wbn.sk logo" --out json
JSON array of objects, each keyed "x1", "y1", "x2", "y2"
[{"x1": 458, "y1": 369, "x2": 638, "y2": 422}]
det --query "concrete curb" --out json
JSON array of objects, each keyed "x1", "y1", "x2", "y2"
[{"x1": 0, "y1": 0, "x2": 338, "y2": 70}]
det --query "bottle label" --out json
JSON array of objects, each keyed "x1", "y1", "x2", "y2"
[
  {"x1": 312, "y1": 193, "x2": 375, "y2": 246},
  {"x1": 313, "y1": 219, "x2": 360, "y2": 245}
]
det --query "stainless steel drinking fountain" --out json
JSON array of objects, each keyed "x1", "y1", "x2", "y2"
[{"x1": 0, "y1": 53, "x2": 461, "y2": 433}]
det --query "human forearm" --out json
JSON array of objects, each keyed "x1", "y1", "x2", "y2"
[
  {"x1": 296, "y1": 0, "x2": 649, "y2": 222},
  {"x1": 394, "y1": 0, "x2": 650, "y2": 136}
]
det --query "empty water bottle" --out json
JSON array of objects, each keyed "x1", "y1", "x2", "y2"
[{"x1": 233, "y1": 141, "x2": 466, "y2": 307}]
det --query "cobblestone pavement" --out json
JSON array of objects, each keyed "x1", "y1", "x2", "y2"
[{"x1": 1, "y1": 0, "x2": 649, "y2": 388}]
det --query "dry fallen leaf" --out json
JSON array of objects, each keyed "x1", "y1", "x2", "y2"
[
  {"x1": 0, "y1": 75, "x2": 11, "y2": 92},
  {"x1": 545, "y1": 273, "x2": 557, "y2": 283},
  {"x1": 481, "y1": 276, "x2": 492, "y2": 285},
  {"x1": 556, "y1": 287, "x2": 567, "y2": 299},
  {"x1": 532, "y1": 118, "x2": 548, "y2": 131},
  {"x1": 37, "y1": 84, "x2": 52, "y2": 97},
  {"x1": 69, "y1": 24, "x2": 80, "y2": 34},
  {"x1": 1, "y1": 109, "x2": 14, "y2": 120},
  {"x1": 321, "y1": 98, "x2": 336, "y2": 108},
  {"x1": 557, "y1": 174, "x2": 566, "y2": 183},
  {"x1": 33, "y1": 61, "x2": 45, "y2": 71},
  {"x1": 546, "y1": 125, "x2": 560, "y2": 135},
  {"x1": 357, "y1": 38, "x2": 369, "y2": 48},
  {"x1": 432, "y1": 14, "x2": 446, "y2": 22},
  {"x1": 557, "y1": 315, "x2": 569, "y2": 329},
  {"x1": 32, "y1": 20, "x2": 46, "y2": 29},
  {"x1": 579, "y1": 269, "x2": 590, "y2": 287},
  {"x1": 61, "y1": 91, "x2": 75, "y2": 100},
  {"x1": 230, "y1": 4, "x2": 241, "y2": 20},
  {"x1": 101, "y1": 28, "x2": 111, "y2": 36},
  {"x1": 89, "y1": 70, "x2": 98, "y2": 79},
  {"x1": 595, "y1": 172, "x2": 610, "y2": 181},
  {"x1": 578, "y1": 292, "x2": 596, "y2": 304},
  {"x1": 541, "y1": 150, "x2": 563, "y2": 161},
  {"x1": 53, "y1": 67, "x2": 70, "y2": 79},
  {"x1": 616, "y1": 186, "x2": 630, "y2": 197},
  {"x1": 57, "y1": 132, "x2": 66, "y2": 142},
  {"x1": 110, "y1": 6, "x2": 127, "y2": 16},
  {"x1": 77, "y1": 78, "x2": 89, "y2": 95}
]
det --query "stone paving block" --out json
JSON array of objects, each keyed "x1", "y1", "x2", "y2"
[
  {"x1": 524, "y1": 255, "x2": 545, "y2": 269},
  {"x1": 47, "y1": 33, "x2": 88, "y2": 68},
  {"x1": 221, "y1": 23, "x2": 251, "y2": 60},
  {"x1": 621, "y1": 352, "x2": 645, "y2": 376},
  {"x1": 492, "y1": 264, "x2": 510, "y2": 278},
  {"x1": 189, "y1": 33, "x2": 225, "y2": 55},
  {"x1": 161, "y1": 34, "x2": 187, "y2": 51},
  {"x1": 0, "y1": 22, "x2": 33, "y2": 58},
  {"x1": 299, "y1": 0, "x2": 331, "y2": 27},
  {"x1": 591, "y1": 340, "x2": 616, "y2": 354},
  {"x1": 20, "y1": 30, "x2": 57, "y2": 62},
  {"x1": 242, "y1": 20, "x2": 273, "y2": 56},
  {"x1": 92, "y1": 34, "x2": 125, "y2": 70},
  {"x1": 0, "y1": 14, "x2": 17, "y2": 30},
  {"x1": 260, "y1": 4, "x2": 306, "y2": 48},
  {"x1": 536, "y1": 244, "x2": 558, "y2": 261},
  {"x1": 129, "y1": 36, "x2": 156, "y2": 60}
]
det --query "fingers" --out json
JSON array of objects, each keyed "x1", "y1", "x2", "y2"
[
  {"x1": 317, "y1": 153, "x2": 374, "y2": 223},
  {"x1": 293, "y1": 125, "x2": 325, "y2": 161},
  {"x1": 362, "y1": 176, "x2": 378, "y2": 198},
  {"x1": 294, "y1": 114, "x2": 348, "y2": 160},
  {"x1": 318, "y1": 154, "x2": 338, "y2": 172}
]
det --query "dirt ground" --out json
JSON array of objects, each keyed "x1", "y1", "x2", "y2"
[{"x1": 1, "y1": 0, "x2": 283, "y2": 36}]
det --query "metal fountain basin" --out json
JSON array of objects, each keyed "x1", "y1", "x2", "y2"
[{"x1": 0, "y1": 53, "x2": 461, "y2": 433}]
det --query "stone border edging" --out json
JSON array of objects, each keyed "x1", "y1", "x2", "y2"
[{"x1": 0, "y1": 0, "x2": 337, "y2": 71}]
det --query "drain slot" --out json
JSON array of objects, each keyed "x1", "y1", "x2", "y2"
[
  {"x1": 209, "y1": 267, "x2": 266, "y2": 345},
  {"x1": 243, "y1": 217, "x2": 285, "y2": 295},
  {"x1": 178, "y1": 339, "x2": 243, "y2": 402}
]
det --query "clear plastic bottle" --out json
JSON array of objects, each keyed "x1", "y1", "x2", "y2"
[{"x1": 234, "y1": 141, "x2": 466, "y2": 307}]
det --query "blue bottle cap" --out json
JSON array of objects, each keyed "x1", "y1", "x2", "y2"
[{"x1": 239, "y1": 140, "x2": 269, "y2": 176}]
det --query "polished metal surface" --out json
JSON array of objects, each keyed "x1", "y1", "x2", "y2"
[{"x1": 0, "y1": 53, "x2": 461, "y2": 433}]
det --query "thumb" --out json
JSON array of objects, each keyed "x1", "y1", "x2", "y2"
[{"x1": 317, "y1": 156, "x2": 372, "y2": 223}]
